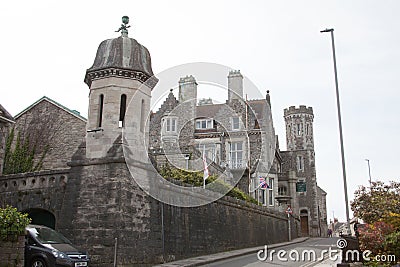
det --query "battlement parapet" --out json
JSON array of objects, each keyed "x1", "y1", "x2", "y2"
[
  {"x1": 228, "y1": 69, "x2": 243, "y2": 78},
  {"x1": 179, "y1": 75, "x2": 197, "y2": 84},
  {"x1": 284, "y1": 105, "x2": 314, "y2": 117}
]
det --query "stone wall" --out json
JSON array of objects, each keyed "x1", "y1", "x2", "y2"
[
  {"x1": 0, "y1": 144, "x2": 299, "y2": 267},
  {"x1": 161, "y1": 196, "x2": 299, "y2": 263},
  {"x1": 64, "y1": 141, "x2": 298, "y2": 266},
  {"x1": 0, "y1": 169, "x2": 70, "y2": 219},
  {"x1": 0, "y1": 236, "x2": 25, "y2": 267}
]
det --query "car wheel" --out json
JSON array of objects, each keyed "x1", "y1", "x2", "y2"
[{"x1": 31, "y1": 258, "x2": 47, "y2": 267}]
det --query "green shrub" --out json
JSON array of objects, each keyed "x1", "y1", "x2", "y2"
[
  {"x1": 0, "y1": 205, "x2": 31, "y2": 241},
  {"x1": 159, "y1": 165, "x2": 258, "y2": 204}
]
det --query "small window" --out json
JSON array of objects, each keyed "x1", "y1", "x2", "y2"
[
  {"x1": 164, "y1": 117, "x2": 177, "y2": 133},
  {"x1": 98, "y1": 94, "x2": 104, "y2": 128},
  {"x1": 196, "y1": 119, "x2": 213, "y2": 129},
  {"x1": 268, "y1": 178, "x2": 274, "y2": 206},
  {"x1": 278, "y1": 186, "x2": 287, "y2": 196},
  {"x1": 198, "y1": 143, "x2": 216, "y2": 162},
  {"x1": 140, "y1": 99, "x2": 145, "y2": 132},
  {"x1": 297, "y1": 155, "x2": 304, "y2": 171},
  {"x1": 232, "y1": 117, "x2": 240, "y2": 130},
  {"x1": 119, "y1": 94, "x2": 127, "y2": 128},
  {"x1": 297, "y1": 123, "x2": 302, "y2": 136}
]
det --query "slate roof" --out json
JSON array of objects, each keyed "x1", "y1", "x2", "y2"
[
  {"x1": 195, "y1": 99, "x2": 269, "y2": 121},
  {"x1": 14, "y1": 96, "x2": 86, "y2": 122},
  {"x1": 196, "y1": 103, "x2": 224, "y2": 118}
]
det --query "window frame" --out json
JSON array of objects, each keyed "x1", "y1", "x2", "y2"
[
  {"x1": 229, "y1": 141, "x2": 243, "y2": 168},
  {"x1": 164, "y1": 117, "x2": 177, "y2": 133},
  {"x1": 195, "y1": 119, "x2": 214, "y2": 129},
  {"x1": 231, "y1": 117, "x2": 240, "y2": 131},
  {"x1": 268, "y1": 177, "x2": 274, "y2": 206}
]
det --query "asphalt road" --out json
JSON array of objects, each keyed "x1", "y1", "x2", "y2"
[{"x1": 202, "y1": 237, "x2": 341, "y2": 267}]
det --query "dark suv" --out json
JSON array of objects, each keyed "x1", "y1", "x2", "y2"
[{"x1": 25, "y1": 224, "x2": 90, "y2": 267}]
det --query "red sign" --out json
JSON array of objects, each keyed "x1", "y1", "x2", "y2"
[{"x1": 286, "y1": 206, "x2": 293, "y2": 214}]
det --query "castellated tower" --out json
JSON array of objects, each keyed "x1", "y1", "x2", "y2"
[
  {"x1": 283, "y1": 105, "x2": 321, "y2": 237},
  {"x1": 284, "y1": 105, "x2": 314, "y2": 151},
  {"x1": 84, "y1": 29, "x2": 156, "y2": 159},
  {"x1": 228, "y1": 70, "x2": 243, "y2": 101}
]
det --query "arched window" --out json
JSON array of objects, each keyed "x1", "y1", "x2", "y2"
[
  {"x1": 140, "y1": 99, "x2": 145, "y2": 132},
  {"x1": 98, "y1": 94, "x2": 104, "y2": 128},
  {"x1": 119, "y1": 94, "x2": 127, "y2": 127}
]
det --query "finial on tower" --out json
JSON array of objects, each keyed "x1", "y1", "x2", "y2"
[{"x1": 115, "y1": 16, "x2": 131, "y2": 37}]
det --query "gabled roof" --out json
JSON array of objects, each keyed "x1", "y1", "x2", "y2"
[
  {"x1": 14, "y1": 96, "x2": 86, "y2": 122},
  {"x1": 0, "y1": 104, "x2": 15, "y2": 123}
]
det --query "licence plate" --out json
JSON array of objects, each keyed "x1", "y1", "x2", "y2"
[{"x1": 75, "y1": 263, "x2": 87, "y2": 267}]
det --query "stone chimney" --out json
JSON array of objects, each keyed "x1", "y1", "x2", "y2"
[{"x1": 228, "y1": 70, "x2": 243, "y2": 101}]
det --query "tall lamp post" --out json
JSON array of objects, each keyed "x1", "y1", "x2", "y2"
[{"x1": 320, "y1": 28, "x2": 350, "y2": 231}]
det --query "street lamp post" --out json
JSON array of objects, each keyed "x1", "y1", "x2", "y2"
[
  {"x1": 321, "y1": 28, "x2": 350, "y2": 231},
  {"x1": 365, "y1": 159, "x2": 372, "y2": 187}
]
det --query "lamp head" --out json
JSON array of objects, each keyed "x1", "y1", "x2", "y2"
[{"x1": 320, "y1": 28, "x2": 334, "y2": 33}]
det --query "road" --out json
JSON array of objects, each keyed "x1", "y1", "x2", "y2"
[{"x1": 202, "y1": 237, "x2": 342, "y2": 267}]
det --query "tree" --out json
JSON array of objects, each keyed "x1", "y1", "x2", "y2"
[
  {"x1": 351, "y1": 180, "x2": 400, "y2": 265},
  {"x1": 351, "y1": 180, "x2": 400, "y2": 225},
  {"x1": 0, "y1": 205, "x2": 31, "y2": 241}
]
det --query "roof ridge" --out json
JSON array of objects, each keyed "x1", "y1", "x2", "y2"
[{"x1": 14, "y1": 96, "x2": 86, "y2": 121}]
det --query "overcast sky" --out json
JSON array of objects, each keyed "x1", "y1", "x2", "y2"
[{"x1": 1, "y1": 0, "x2": 399, "y2": 223}]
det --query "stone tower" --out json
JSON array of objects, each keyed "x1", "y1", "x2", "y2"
[
  {"x1": 284, "y1": 105, "x2": 314, "y2": 151},
  {"x1": 62, "y1": 18, "x2": 164, "y2": 265},
  {"x1": 84, "y1": 22, "x2": 156, "y2": 159},
  {"x1": 283, "y1": 106, "x2": 321, "y2": 237},
  {"x1": 227, "y1": 70, "x2": 243, "y2": 101}
]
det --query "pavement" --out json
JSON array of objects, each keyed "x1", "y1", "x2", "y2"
[{"x1": 154, "y1": 237, "x2": 310, "y2": 267}]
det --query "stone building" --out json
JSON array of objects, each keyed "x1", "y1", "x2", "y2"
[
  {"x1": 0, "y1": 19, "x2": 325, "y2": 266},
  {"x1": 149, "y1": 77, "x2": 328, "y2": 238},
  {"x1": 13, "y1": 96, "x2": 87, "y2": 170},
  {"x1": 149, "y1": 72, "x2": 280, "y2": 208},
  {"x1": 0, "y1": 104, "x2": 15, "y2": 176}
]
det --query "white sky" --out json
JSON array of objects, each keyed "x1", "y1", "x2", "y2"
[{"x1": 1, "y1": 0, "x2": 399, "y2": 223}]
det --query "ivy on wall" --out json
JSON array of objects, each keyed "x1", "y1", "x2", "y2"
[{"x1": 2, "y1": 128, "x2": 48, "y2": 175}]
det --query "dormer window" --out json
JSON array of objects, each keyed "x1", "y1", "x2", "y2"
[{"x1": 196, "y1": 119, "x2": 213, "y2": 129}]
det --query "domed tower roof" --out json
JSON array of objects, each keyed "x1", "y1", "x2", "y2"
[{"x1": 84, "y1": 16, "x2": 156, "y2": 88}]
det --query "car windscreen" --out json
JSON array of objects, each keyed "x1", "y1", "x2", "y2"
[{"x1": 28, "y1": 227, "x2": 72, "y2": 244}]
